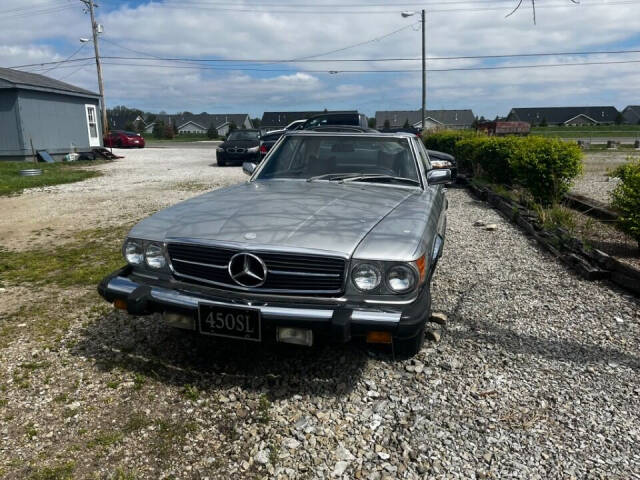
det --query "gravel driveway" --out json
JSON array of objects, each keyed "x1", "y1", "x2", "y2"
[
  {"x1": 0, "y1": 146, "x2": 244, "y2": 251},
  {"x1": 1, "y1": 153, "x2": 639, "y2": 479}
]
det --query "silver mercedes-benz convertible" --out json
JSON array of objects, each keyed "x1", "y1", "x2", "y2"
[{"x1": 98, "y1": 131, "x2": 451, "y2": 357}]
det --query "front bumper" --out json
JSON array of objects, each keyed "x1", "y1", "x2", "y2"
[
  {"x1": 217, "y1": 151, "x2": 260, "y2": 163},
  {"x1": 98, "y1": 266, "x2": 430, "y2": 343}
]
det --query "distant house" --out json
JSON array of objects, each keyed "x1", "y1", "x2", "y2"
[
  {"x1": 260, "y1": 111, "x2": 357, "y2": 131},
  {"x1": 375, "y1": 109, "x2": 475, "y2": 130},
  {"x1": 176, "y1": 120, "x2": 207, "y2": 135},
  {"x1": 507, "y1": 106, "x2": 619, "y2": 126},
  {"x1": 145, "y1": 112, "x2": 252, "y2": 136},
  {"x1": 0, "y1": 67, "x2": 102, "y2": 161},
  {"x1": 621, "y1": 106, "x2": 640, "y2": 125}
]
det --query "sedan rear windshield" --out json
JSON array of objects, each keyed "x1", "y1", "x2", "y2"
[
  {"x1": 228, "y1": 131, "x2": 259, "y2": 141},
  {"x1": 256, "y1": 135, "x2": 419, "y2": 182}
]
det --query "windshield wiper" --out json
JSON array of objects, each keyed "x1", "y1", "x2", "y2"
[
  {"x1": 306, "y1": 172, "x2": 362, "y2": 182},
  {"x1": 341, "y1": 174, "x2": 421, "y2": 186}
]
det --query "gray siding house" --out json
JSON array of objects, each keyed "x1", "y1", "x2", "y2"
[
  {"x1": 375, "y1": 109, "x2": 475, "y2": 130},
  {"x1": 0, "y1": 67, "x2": 102, "y2": 161},
  {"x1": 507, "y1": 106, "x2": 619, "y2": 126},
  {"x1": 622, "y1": 106, "x2": 640, "y2": 124}
]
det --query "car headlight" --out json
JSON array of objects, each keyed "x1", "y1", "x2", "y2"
[
  {"x1": 352, "y1": 263, "x2": 382, "y2": 291},
  {"x1": 216, "y1": 147, "x2": 224, "y2": 152},
  {"x1": 386, "y1": 264, "x2": 417, "y2": 293},
  {"x1": 124, "y1": 239, "x2": 143, "y2": 265},
  {"x1": 431, "y1": 160, "x2": 453, "y2": 169},
  {"x1": 145, "y1": 242, "x2": 166, "y2": 269},
  {"x1": 247, "y1": 146, "x2": 259, "y2": 153}
]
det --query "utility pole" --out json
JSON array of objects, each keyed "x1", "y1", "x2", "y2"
[
  {"x1": 81, "y1": 0, "x2": 108, "y2": 136},
  {"x1": 421, "y1": 9, "x2": 426, "y2": 132}
]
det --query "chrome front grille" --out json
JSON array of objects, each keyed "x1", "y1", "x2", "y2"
[{"x1": 167, "y1": 243, "x2": 346, "y2": 295}]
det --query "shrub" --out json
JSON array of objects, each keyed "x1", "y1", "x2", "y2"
[
  {"x1": 509, "y1": 136, "x2": 582, "y2": 205},
  {"x1": 610, "y1": 159, "x2": 640, "y2": 248},
  {"x1": 422, "y1": 129, "x2": 479, "y2": 158},
  {"x1": 423, "y1": 132, "x2": 583, "y2": 205},
  {"x1": 474, "y1": 136, "x2": 519, "y2": 184}
]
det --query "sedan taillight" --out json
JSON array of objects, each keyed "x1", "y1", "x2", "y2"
[{"x1": 260, "y1": 144, "x2": 268, "y2": 154}]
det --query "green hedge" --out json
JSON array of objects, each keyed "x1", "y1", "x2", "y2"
[
  {"x1": 610, "y1": 159, "x2": 640, "y2": 247},
  {"x1": 423, "y1": 131, "x2": 583, "y2": 205}
]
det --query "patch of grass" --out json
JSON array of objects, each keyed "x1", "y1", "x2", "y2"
[
  {"x1": 173, "y1": 181, "x2": 211, "y2": 192},
  {"x1": 28, "y1": 461, "x2": 75, "y2": 480},
  {"x1": 257, "y1": 394, "x2": 271, "y2": 424},
  {"x1": 25, "y1": 423, "x2": 38, "y2": 439},
  {"x1": 181, "y1": 384, "x2": 199, "y2": 401},
  {"x1": 111, "y1": 467, "x2": 138, "y2": 480},
  {"x1": 123, "y1": 413, "x2": 152, "y2": 434},
  {"x1": 20, "y1": 361, "x2": 50, "y2": 371},
  {"x1": 13, "y1": 370, "x2": 30, "y2": 389},
  {"x1": 0, "y1": 398, "x2": 8, "y2": 407},
  {"x1": 0, "y1": 224, "x2": 130, "y2": 288},
  {"x1": 154, "y1": 418, "x2": 198, "y2": 457},
  {"x1": 0, "y1": 290, "x2": 104, "y2": 350},
  {"x1": 0, "y1": 160, "x2": 105, "y2": 197},
  {"x1": 53, "y1": 393, "x2": 68, "y2": 404},
  {"x1": 133, "y1": 373, "x2": 146, "y2": 391},
  {"x1": 535, "y1": 204, "x2": 577, "y2": 234},
  {"x1": 269, "y1": 444, "x2": 280, "y2": 466},
  {"x1": 87, "y1": 430, "x2": 124, "y2": 449},
  {"x1": 107, "y1": 380, "x2": 120, "y2": 389}
]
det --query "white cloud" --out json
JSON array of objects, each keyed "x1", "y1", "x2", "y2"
[{"x1": 1, "y1": 0, "x2": 640, "y2": 117}]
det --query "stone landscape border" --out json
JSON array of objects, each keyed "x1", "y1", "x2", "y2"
[{"x1": 461, "y1": 178, "x2": 640, "y2": 296}]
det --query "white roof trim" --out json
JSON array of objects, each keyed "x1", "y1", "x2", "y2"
[
  {"x1": 563, "y1": 113, "x2": 598, "y2": 124},
  {"x1": 177, "y1": 120, "x2": 207, "y2": 130}
]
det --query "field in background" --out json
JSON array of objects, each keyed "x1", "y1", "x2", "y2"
[{"x1": 532, "y1": 125, "x2": 640, "y2": 138}]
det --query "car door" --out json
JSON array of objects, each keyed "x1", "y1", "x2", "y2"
[{"x1": 413, "y1": 138, "x2": 447, "y2": 261}]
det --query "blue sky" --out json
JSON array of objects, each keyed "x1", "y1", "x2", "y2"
[{"x1": 2, "y1": 0, "x2": 640, "y2": 119}]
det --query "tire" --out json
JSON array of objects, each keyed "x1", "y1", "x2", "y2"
[
  {"x1": 393, "y1": 327, "x2": 425, "y2": 359},
  {"x1": 217, "y1": 157, "x2": 226, "y2": 167}
]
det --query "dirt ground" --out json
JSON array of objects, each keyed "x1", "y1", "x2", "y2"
[{"x1": 0, "y1": 146, "x2": 244, "y2": 252}]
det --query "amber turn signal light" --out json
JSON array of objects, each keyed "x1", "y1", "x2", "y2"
[
  {"x1": 113, "y1": 299, "x2": 127, "y2": 310},
  {"x1": 415, "y1": 254, "x2": 427, "y2": 282},
  {"x1": 366, "y1": 331, "x2": 392, "y2": 344}
]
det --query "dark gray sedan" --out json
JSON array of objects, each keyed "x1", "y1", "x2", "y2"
[{"x1": 99, "y1": 131, "x2": 450, "y2": 357}]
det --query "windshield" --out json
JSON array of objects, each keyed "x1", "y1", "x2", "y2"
[
  {"x1": 256, "y1": 135, "x2": 419, "y2": 183},
  {"x1": 228, "y1": 131, "x2": 259, "y2": 141}
]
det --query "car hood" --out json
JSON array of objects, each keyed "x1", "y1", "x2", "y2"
[
  {"x1": 220, "y1": 139, "x2": 259, "y2": 148},
  {"x1": 129, "y1": 180, "x2": 417, "y2": 257}
]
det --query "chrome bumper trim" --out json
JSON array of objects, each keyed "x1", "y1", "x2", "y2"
[
  {"x1": 351, "y1": 310, "x2": 402, "y2": 323},
  {"x1": 106, "y1": 276, "x2": 401, "y2": 324}
]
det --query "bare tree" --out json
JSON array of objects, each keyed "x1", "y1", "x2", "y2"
[{"x1": 507, "y1": 0, "x2": 579, "y2": 24}]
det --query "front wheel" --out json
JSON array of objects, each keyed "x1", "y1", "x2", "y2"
[{"x1": 393, "y1": 327, "x2": 426, "y2": 359}]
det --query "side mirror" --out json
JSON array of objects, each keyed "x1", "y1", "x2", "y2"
[
  {"x1": 427, "y1": 168, "x2": 452, "y2": 185},
  {"x1": 242, "y1": 162, "x2": 257, "y2": 176}
]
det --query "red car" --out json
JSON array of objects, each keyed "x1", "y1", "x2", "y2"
[{"x1": 104, "y1": 130, "x2": 145, "y2": 148}]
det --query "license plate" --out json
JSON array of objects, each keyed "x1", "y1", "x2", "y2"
[{"x1": 198, "y1": 304, "x2": 261, "y2": 341}]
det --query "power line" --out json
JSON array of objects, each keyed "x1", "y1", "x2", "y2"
[
  {"x1": 107, "y1": 0, "x2": 639, "y2": 14},
  {"x1": 94, "y1": 58, "x2": 640, "y2": 73},
  {"x1": 11, "y1": 47, "x2": 640, "y2": 70},
  {"x1": 39, "y1": 43, "x2": 88, "y2": 75}
]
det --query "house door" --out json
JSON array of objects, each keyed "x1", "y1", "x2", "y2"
[{"x1": 85, "y1": 104, "x2": 100, "y2": 147}]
